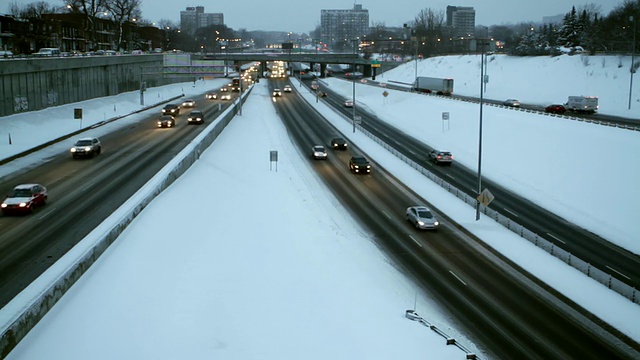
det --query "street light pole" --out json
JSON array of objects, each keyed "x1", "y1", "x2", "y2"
[
  {"x1": 484, "y1": 27, "x2": 489, "y2": 93},
  {"x1": 475, "y1": 38, "x2": 486, "y2": 221},
  {"x1": 414, "y1": 41, "x2": 418, "y2": 83},
  {"x1": 352, "y1": 38, "x2": 358, "y2": 133},
  {"x1": 629, "y1": 16, "x2": 636, "y2": 110}
]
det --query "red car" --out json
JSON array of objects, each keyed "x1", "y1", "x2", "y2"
[
  {"x1": 1, "y1": 184, "x2": 48, "y2": 215},
  {"x1": 545, "y1": 104, "x2": 566, "y2": 114}
]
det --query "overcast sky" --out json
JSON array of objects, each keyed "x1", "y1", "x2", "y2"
[{"x1": 6, "y1": 0, "x2": 620, "y2": 33}]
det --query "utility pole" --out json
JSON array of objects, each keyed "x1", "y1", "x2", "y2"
[
  {"x1": 475, "y1": 37, "x2": 486, "y2": 221},
  {"x1": 629, "y1": 16, "x2": 636, "y2": 110}
]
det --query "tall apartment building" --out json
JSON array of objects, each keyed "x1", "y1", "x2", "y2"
[
  {"x1": 320, "y1": 4, "x2": 369, "y2": 48},
  {"x1": 180, "y1": 6, "x2": 224, "y2": 35},
  {"x1": 446, "y1": 6, "x2": 475, "y2": 38}
]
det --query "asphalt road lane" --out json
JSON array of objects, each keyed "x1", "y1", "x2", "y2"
[
  {"x1": 0, "y1": 91, "x2": 238, "y2": 308},
  {"x1": 272, "y1": 78, "x2": 639, "y2": 358},
  {"x1": 310, "y1": 78, "x2": 640, "y2": 291}
]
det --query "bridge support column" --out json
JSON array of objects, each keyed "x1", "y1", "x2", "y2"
[
  {"x1": 363, "y1": 64, "x2": 372, "y2": 78},
  {"x1": 320, "y1": 63, "x2": 327, "y2": 78}
]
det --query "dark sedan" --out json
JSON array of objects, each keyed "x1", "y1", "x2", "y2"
[{"x1": 545, "y1": 104, "x2": 566, "y2": 114}]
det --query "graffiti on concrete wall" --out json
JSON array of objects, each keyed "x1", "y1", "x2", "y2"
[
  {"x1": 14, "y1": 96, "x2": 28, "y2": 112},
  {"x1": 47, "y1": 90, "x2": 57, "y2": 105}
]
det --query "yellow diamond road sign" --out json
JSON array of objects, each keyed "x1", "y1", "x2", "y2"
[{"x1": 477, "y1": 188, "x2": 495, "y2": 206}]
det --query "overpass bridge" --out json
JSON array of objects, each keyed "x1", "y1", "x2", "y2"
[{"x1": 195, "y1": 52, "x2": 376, "y2": 78}]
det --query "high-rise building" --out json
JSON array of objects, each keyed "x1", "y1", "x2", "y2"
[
  {"x1": 320, "y1": 4, "x2": 369, "y2": 48},
  {"x1": 446, "y1": 6, "x2": 475, "y2": 38},
  {"x1": 180, "y1": 6, "x2": 224, "y2": 35}
]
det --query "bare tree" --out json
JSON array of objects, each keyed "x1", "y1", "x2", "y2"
[
  {"x1": 65, "y1": 0, "x2": 108, "y2": 50},
  {"x1": 103, "y1": 0, "x2": 141, "y2": 50},
  {"x1": 410, "y1": 8, "x2": 445, "y2": 56},
  {"x1": 8, "y1": 1, "x2": 60, "y2": 18}
]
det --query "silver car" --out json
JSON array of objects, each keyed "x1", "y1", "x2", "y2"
[
  {"x1": 503, "y1": 98, "x2": 520, "y2": 107},
  {"x1": 428, "y1": 150, "x2": 453, "y2": 165},
  {"x1": 70, "y1": 137, "x2": 102, "y2": 158},
  {"x1": 406, "y1": 206, "x2": 440, "y2": 230},
  {"x1": 312, "y1": 145, "x2": 327, "y2": 160}
]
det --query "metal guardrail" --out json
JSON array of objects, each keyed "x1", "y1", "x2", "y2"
[
  {"x1": 331, "y1": 106, "x2": 639, "y2": 304},
  {"x1": 405, "y1": 310, "x2": 481, "y2": 360},
  {"x1": 0, "y1": 88, "x2": 253, "y2": 357}
]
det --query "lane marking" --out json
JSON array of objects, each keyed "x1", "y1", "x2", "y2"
[
  {"x1": 38, "y1": 208, "x2": 56, "y2": 220},
  {"x1": 546, "y1": 232, "x2": 566, "y2": 244},
  {"x1": 445, "y1": 173, "x2": 456, "y2": 180},
  {"x1": 382, "y1": 210, "x2": 391, "y2": 219},
  {"x1": 449, "y1": 270, "x2": 467, "y2": 286},
  {"x1": 606, "y1": 266, "x2": 631, "y2": 280},
  {"x1": 503, "y1": 207, "x2": 519, "y2": 218},
  {"x1": 81, "y1": 182, "x2": 95, "y2": 192},
  {"x1": 409, "y1": 235, "x2": 422, "y2": 247}
]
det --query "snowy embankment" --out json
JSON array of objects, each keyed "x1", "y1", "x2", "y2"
[{"x1": 379, "y1": 54, "x2": 640, "y2": 119}]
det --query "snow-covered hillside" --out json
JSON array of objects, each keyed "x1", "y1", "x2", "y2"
[{"x1": 379, "y1": 54, "x2": 640, "y2": 119}]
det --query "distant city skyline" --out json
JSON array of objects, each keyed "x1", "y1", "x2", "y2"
[{"x1": 4, "y1": 0, "x2": 619, "y2": 33}]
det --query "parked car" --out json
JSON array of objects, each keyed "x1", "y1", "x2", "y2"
[
  {"x1": 205, "y1": 92, "x2": 218, "y2": 100},
  {"x1": 428, "y1": 150, "x2": 453, "y2": 165},
  {"x1": 344, "y1": 99, "x2": 354, "y2": 107},
  {"x1": 187, "y1": 110, "x2": 204, "y2": 125},
  {"x1": 405, "y1": 206, "x2": 440, "y2": 230},
  {"x1": 0, "y1": 50, "x2": 14, "y2": 58},
  {"x1": 312, "y1": 145, "x2": 328, "y2": 160},
  {"x1": 34, "y1": 47, "x2": 60, "y2": 57},
  {"x1": 284, "y1": 85, "x2": 292, "y2": 92},
  {"x1": 70, "y1": 137, "x2": 102, "y2": 158},
  {"x1": 162, "y1": 104, "x2": 180, "y2": 116},
  {"x1": 1, "y1": 184, "x2": 48, "y2": 215},
  {"x1": 182, "y1": 99, "x2": 196, "y2": 107},
  {"x1": 503, "y1": 99, "x2": 521, "y2": 107},
  {"x1": 157, "y1": 115, "x2": 176, "y2": 128},
  {"x1": 330, "y1": 138, "x2": 348, "y2": 150},
  {"x1": 545, "y1": 104, "x2": 567, "y2": 114},
  {"x1": 349, "y1": 156, "x2": 371, "y2": 174},
  {"x1": 272, "y1": 88, "x2": 282, "y2": 97}
]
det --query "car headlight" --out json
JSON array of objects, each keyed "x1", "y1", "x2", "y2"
[
  {"x1": 84, "y1": 146, "x2": 91, "y2": 151},
  {"x1": 354, "y1": 165, "x2": 359, "y2": 168},
  {"x1": 19, "y1": 202, "x2": 27, "y2": 207},
  {"x1": 417, "y1": 221, "x2": 425, "y2": 226},
  {"x1": 70, "y1": 148, "x2": 76, "y2": 152},
  {"x1": 433, "y1": 221, "x2": 439, "y2": 226},
  {"x1": 1, "y1": 203, "x2": 6, "y2": 208}
]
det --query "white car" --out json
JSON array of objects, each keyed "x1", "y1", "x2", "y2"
[
  {"x1": 70, "y1": 137, "x2": 102, "y2": 158},
  {"x1": 312, "y1": 145, "x2": 327, "y2": 160},
  {"x1": 503, "y1": 99, "x2": 520, "y2": 107},
  {"x1": 182, "y1": 99, "x2": 196, "y2": 107},
  {"x1": 272, "y1": 89, "x2": 282, "y2": 97},
  {"x1": 344, "y1": 99, "x2": 354, "y2": 107},
  {"x1": 284, "y1": 85, "x2": 292, "y2": 92},
  {"x1": 406, "y1": 206, "x2": 440, "y2": 230}
]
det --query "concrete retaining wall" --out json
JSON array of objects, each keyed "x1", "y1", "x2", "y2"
[
  {"x1": 0, "y1": 55, "x2": 185, "y2": 117},
  {"x1": 0, "y1": 88, "x2": 252, "y2": 358}
]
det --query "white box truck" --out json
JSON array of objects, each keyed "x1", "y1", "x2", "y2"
[
  {"x1": 566, "y1": 96, "x2": 598, "y2": 114},
  {"x1": 412, "y1": 77, "x2": 454, "y2": 96}
]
